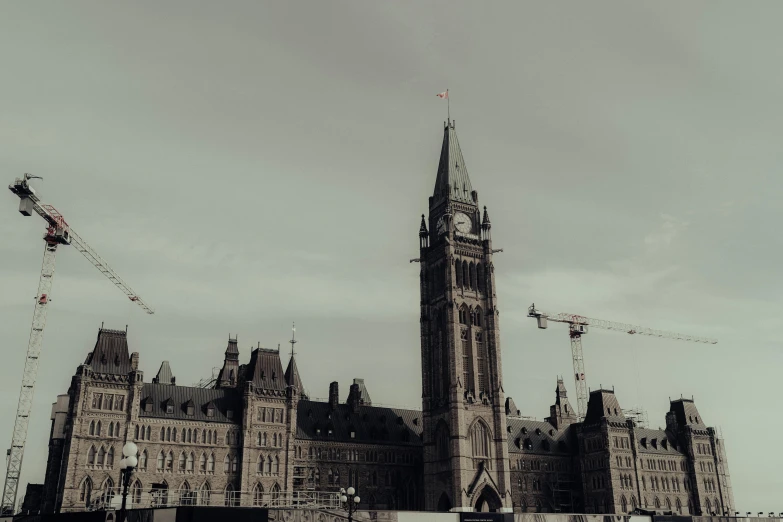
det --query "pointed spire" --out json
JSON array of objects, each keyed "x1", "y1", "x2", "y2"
[
  {"x1": 482, "y1": 206, "x2": 491, "y2": 226},
  {"x1": 433, "y1": 121, "x2": 474, "y2": 205},
  {"x1": 419, "y1": 214, "x2": 428, "y2": 236},
  {"x1": 556, "y1": 377, "x2": 568, "y2": 398},
  {"x1": 153, "y1": 361, "x2": 175, "y2": 385},
  {"x1": 284, "y1": 322, "x2": 307, "y2": 398}
]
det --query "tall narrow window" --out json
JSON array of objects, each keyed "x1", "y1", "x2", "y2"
[
  {"x1": 186, "y1": 453, "x2": 194, "y2": 472},
  {"x1": 469, "y1": 262, "x2": 476, "y2": 290},
  {"x1": 477, "y1": 264, "x2": 484, "y2": 293},
  {"x1": 208, "y1": 453, "x2": 215, "y2": 472},
  {"x1": 97, "y1": 447, "x2": 106, "y2": 466},
  {"x1": 87, "y1": 446, "x2": 96, "y2": 466},
  {"x1": 107, "y1": 447, "x2": 115, "y2": 467},
  {"x1": 461, "y1": 329, "x2": 473, "y2": 391},
  {"x1": 166, "y1": 451, "x2": 173, "y2": 471},
  {"x1": 157, "y1": 452, "x2": 164, "y2": 471},
  {"x1": 139, "y1": 451, "x2": 147, "y2": 470},
  {"x1": 476, "y1": 331, "x2": 488, "y2": 393}
]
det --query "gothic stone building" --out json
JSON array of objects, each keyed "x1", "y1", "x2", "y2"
[{"x1": 40, "y1": 121, "x2": 734, "y2": 516}]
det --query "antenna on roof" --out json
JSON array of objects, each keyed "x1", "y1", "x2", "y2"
[
  {"x1": 125, "y1": 324, "x2": 128, "y2": 333},
  {"x1": 101, "y1": 322, "x2": 104, "y2": 329},
  {"x1": 289, "y1": 322, "x2": 297, "y2": 358}
]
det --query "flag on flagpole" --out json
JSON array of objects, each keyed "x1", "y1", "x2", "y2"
[{"x1": 436, "y1": 91, "x2": 449, "y2": 99}]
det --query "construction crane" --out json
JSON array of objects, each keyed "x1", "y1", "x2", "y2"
[
  {"x1": 527, "y1": 303, "x2": 717, "y2": 422},
  {"x1": 3, "y1": 174, "x2": 154, "y2": 515}
]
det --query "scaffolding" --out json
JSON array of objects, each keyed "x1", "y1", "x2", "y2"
[
  {"x1": 623, "y1": 407, "x2": 649, "y2": 429},
  {"x1": 546, "y1": 472, "x2": 575, "y2": 513},
  {"x1": 193, "y1": 367, "x2": 221, "y2": 389}
]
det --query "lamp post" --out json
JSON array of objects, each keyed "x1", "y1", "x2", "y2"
[
  {"x1": 339, "y1": 487, "x2": 360, "y2": 522},
  {"x1": 117, "y1": 442, "x2": 138, "y2": 522}
]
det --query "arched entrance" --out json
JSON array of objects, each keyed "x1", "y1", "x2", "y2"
[
  {"x1": 473, "y1": 486, "x2": 502, "y2": 512},
  {"x1": 437, "y1": 492, "x2": 452, "y2": 512}
]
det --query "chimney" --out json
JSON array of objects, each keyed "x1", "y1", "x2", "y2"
[
  {"x1": 130, "y1": 352, "x2": 139, "y2": 371},
  {"x1": 329, "y1": 382, "x2": 339, "y2": 410},
  {"x1": 347, "y1": 383, "x2": 361, "y2": 413}
]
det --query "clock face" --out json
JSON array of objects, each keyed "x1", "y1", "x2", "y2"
[{"x1": 454, "y1": 212, "x2": 472, "y2": 233}]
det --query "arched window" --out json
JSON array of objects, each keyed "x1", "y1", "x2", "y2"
[
  {"x1": 97, "y1": 447, "x2": 106, "y2": 466},
  {"x1": 223, "y1": 455, "x2": 230, "y2": 473},
  {"x1": 96, "y1": 421, "x2": 102, "y2": 436},
  {"x1": 103, "y1": 477, "x2": 115, "y2": 506},
  {"x1": 654, "y1": 497, "x2": 661, "y2": 509},
  {"x1": 187, "y1": 429, "x2": 192, "y2": 443},
  {"x1": 263, "y1": 433, "x2": 268, "y2": 446},
  {"x1": 224, "y1": 484, "x2": 238, "y2": 507},
  {"x1": 265, "y1": 456, "x2": 271, "y2": 474},
  {"x1": 145, "y1": 426, "x2": 150, "y2": 440},
  {"x1": 462, "y1": 261, "x2": 469, "y2": 289},
  {"x1": 469, "y1": 262, "x2": 476, "y2": 290},
  {"x1": 665, "y1": 498, "x2": 672, "y2": 511},
  {"x1": 456, "y1": 261, "x2": 462, "y2": 287},
  {"x1": 473, "y1": 307, "x2": 482, "y2": 327},
  {"x1": 274, "y1": 455, "x2": 280, "y2": 474},
  {"x1": 179, "y1": 482, "x2": 193, "y2": 506},
  {"x1": 186, "y1": 452, "x2": 194, "y2": 472},
  {"x1": 131, "y1": 480, "x2": 142, "y2": 505},
  {"x1": 334, "y1": 468, "x2": 340, "y2": 484},
  {"x1": 173, "y1": 428, "x2": 178, "y2": 442},
  {"x1": 134, "y1": 425, "x2": 139, "y2": 439},
  {"x1": 166, "y1": 451, "x2": 174, "y2": 471},
  {"x1": 107, "y1": 446, "x2": 115, "y2": 467},
  {"x1": 459, "y1": 306, "x2": 468, "y2": 325},
  {"x1": 621, "y1": 496, "x2": 628, "y2": 513},
  {"x1": 199, "y1": 453, "x2": 206, "y2": 472},
  {"x1": 157, "y1": 451, "x2": 165, "y2": 471},
  {"x1": 232, "y1": 455, "x2": 238, "y2": 473},
  {"x1": 477, "y1": 264, "x2": 484, "y2": 293},
  {"x1": 631, "y1": 496, "x2": 638, "y2": 511},
  {"x1": 202, "y1": 429, "x2": 207, "y2": 443},
  {"x1": 80, "y1": 477, "x2": 93, "y2": 507},
  {"x1": 257, "y1": 454, "x2": 264, "y2": 474},
  {"x1": 139, "y1": 450, "x2": 147, "y2": 470},
  {"x1": 207, "y1": 453, "x2": 215, "y2": 472},
  {"x1": 178, "y1": 452, "x2": 186, "y2": 472},
  {"x1": 161, "y1": 427, "x2": 165, "y2": 441},
  {"x1": 470, "y1": 420, "x2": 491, "y2": 459},
  {"x1": 166, "y1": 427, "x2": 171, "y2": 441},
  {"x1": 706, "y1": 498, "x2": 712, "y2": 514},
  {"x1": 675, "y1": 498, "x2": 682, "y2": 514},
  {"x1": 253, "y1": 483, "x2": 264, "y2": 506},
  {"x1": 714, "y1": 498, "x2": 720, "y2": 513},
  {"x1": 199, "y1": 482, "x2": 211, "y2": 506},
  {"x1": 87, "y1": 446, "x2": 96, "y2": 466},
  {"x1": 194, "y1": 430, "x2": 199, "y2": 444},
  {"x1": 89, "y1": 421, "x2": 95, "y2": 436}
]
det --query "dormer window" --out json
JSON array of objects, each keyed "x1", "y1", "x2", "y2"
[
  {"x1": 186, "y1": 404, "x2": 194, "y2": 416},
  {"x1": 206, "y1": 404, "x2": 215, "y2": 418},
  {"x1": 163, "y1": 399, "x2": 174, "y2": 414},
  {"x1": 227, "y1": 409, "x2": 234, "y2": 420}
]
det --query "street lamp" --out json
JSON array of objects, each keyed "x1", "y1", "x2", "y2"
[
  {"x1": 118, "y1": 442, "x2": 138, "y2": 522},
  {"x1": 339, "y1": 487, "x2": 360, "y2": 522}
]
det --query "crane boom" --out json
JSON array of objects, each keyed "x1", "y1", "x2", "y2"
[
  {"x1": 528, "y1": 303, "x2": 716, "y2": 422},
  {"x1": 2, "y1": 174, "x2": 153, "y2": 515}
]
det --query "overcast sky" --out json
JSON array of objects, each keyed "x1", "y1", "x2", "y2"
[{"x1": 1, "y1": 0, "x2": 781, "y2": 512}]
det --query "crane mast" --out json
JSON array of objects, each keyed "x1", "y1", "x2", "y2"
[
  {"x1": 2, "y1": 174, "x2": 153, "y2": 515},
  {"x1": 527, "y1": 303, "x2": 716, "y2": 422}
]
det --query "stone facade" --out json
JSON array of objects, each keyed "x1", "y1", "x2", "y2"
[{"x1": 40, "y1": 121, "x2": 734, "y2": 516}]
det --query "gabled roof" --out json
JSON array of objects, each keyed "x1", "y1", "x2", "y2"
[
  {"x1": 245, "y1": 348, "x2": 287, "y2": 391},
  {"x1": 84, "y1": 327, "x2": 132, "y2": 375},
  {"x1": 139, "y1": 383, "x2": 241, "y2": 423},
  {"x1": 296, "y1": 400, "x2": 422, "y2": 446},
  {"x1": 433, "y1": 121, "x2": 474, "y2": 205},
  {"x1": 153, "y1": 361, "x2": 175, "y2": 385}
]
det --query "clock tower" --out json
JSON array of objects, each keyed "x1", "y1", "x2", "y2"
[{"x1": 418, "y1": 120, "x2": 512, "y2": 512}]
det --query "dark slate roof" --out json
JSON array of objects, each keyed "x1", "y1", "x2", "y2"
[
  {"x1": 433, "y1": 121, "x2": 474, "y2": 205},
  {"x1": 295, "y1": 400, "x2": 422, "y2": 446},
  {"x1": 284, "y1": 355, "x2": 305, "y2": 394},
  {"x1": 84, "y1": 328, "x2": 132, "y2": 375},
  {"x1": 635, "y1": 428, "x2": 686, "y2": 455},
  {"x1": 584, "y1": 389, "x2": 626, "y2": 424},
  {"x1": 506, "y1": 417, "x2": 573, "y2": 455},
  {"x1": 669, "y1": 398, "x2": 706, "y2": 429},
  {"x1": 153, "y1": 361, "x2": 175, "y2": 385},
  {"x1": 225, "y1": 337, "x2": 239, "y2": 356},
  {"x1": 139, "y1": 383, "x2": 242, "y2": 423},
  {"x1": 244, "y1": 348, "x2": 287, "y2": 391}
]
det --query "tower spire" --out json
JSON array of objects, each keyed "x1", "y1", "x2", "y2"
[
  {"x1": 289, "y1": 322, "x2": 297, "y2": 358},
  {"x1": 432, "y1": 121, "x2": 474, "y2": 206}
]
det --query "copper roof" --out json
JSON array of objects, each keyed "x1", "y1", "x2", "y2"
[{"x1": 432, "y1": 121, "x2": 474, "y2": 205}]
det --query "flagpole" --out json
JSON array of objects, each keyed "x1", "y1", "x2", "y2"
[{"x1": 447, "y1": 89, "x2": 450, "y2": 122}]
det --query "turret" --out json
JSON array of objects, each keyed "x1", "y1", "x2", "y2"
[{"x1": 217, "y1": 335, "x2": 240, "y2": 388}]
